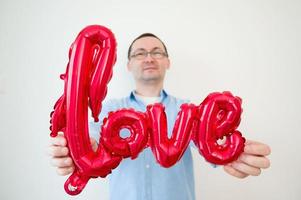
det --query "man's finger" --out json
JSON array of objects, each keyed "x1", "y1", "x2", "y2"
[
  {"x1": 223, "y1": 165, "x2": 249, "y2": 179},
  {"x1": 244, "y1": 140, "x2": 271, "y2": 156},
  {"x1": 231, "y1": 161, "x2": 262, "y2": 176},
  {"x1": 50, "y1": 133, "x2": 67, "y2": 146},
  {"x1": 51, "y1": 157, "x2": 74, "y2": 168},
  {"x1": 239, "y1": 153, "x2": 270, "y2": 169},
  {"x1": 56, "y1": 166, "x2": 74, "y2": 176},
  {"x1": 48, "y1": 145, "x2": 69, "y2": 157}
]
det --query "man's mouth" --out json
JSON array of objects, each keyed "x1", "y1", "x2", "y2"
[{"x1": 143, "y1": 66, "x2": 158, "y2": 71}]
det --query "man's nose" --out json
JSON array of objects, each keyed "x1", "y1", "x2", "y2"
[{"x1": 144, "y1": 53, "x2": 154, "y2": 61}]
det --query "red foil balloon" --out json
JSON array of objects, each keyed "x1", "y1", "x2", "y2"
[
  {"x1": 50, "y1": 25, "x2": 121, "y2": 195},
  {"x1": 101, "y1": 109, "x2": 149, "y2": 159},
  {"x1": 193, "y1": 91, "x2": 245, "y2": 165},
  {"x1": 50, "y1": 25, "x2": 246, "y2": 196},
  {"x1": 147, "y1": 103, "x2": 198, "y2": 167}
]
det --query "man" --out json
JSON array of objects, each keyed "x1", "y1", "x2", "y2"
[{"x1": 49, "y1": 33, "x2": 271, "y2": 200}]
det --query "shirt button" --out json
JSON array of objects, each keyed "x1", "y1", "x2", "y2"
[{"x1": 146, "y1": 164, "x2": 150, "y2": 169}]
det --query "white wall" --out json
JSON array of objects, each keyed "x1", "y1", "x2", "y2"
[{"x1": 1, "y1": 0, "x2": 300, "y2": 199}]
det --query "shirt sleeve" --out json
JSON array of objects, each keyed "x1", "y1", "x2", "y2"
[{"x1": 89, "y1": 99, "x2": 117, "y2": 143}]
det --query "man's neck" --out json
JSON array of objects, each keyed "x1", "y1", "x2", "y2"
[{"x1": 135, "y1": 82, "x2": 163, "y2": 97}]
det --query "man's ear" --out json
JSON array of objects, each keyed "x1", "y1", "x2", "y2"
[
  {"x1": 166, "y1": 58, "x2": 171, "y2": 70},
  {"x1": 127, "y1": 61, "x2": 131, "y2": 71}
]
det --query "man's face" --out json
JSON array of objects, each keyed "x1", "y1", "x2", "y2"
[{"x1": 127, "y1": 37, "x2": 170, "y2": 84}]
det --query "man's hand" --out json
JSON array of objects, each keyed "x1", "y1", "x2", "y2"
[
  {"x1": 223, "y1": 140, "x2": 271, "y2": 178},
  {"x1": 48, "y1": 132, "x2": 98, "y2": 176}
]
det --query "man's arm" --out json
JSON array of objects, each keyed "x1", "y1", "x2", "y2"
[{"x1": 223, "y1": 140, "x2": 271, "y2": 178}]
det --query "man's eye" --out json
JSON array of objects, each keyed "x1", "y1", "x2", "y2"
[{"x1": 135, "y1": 52, "x2": 145, "y2": 56}]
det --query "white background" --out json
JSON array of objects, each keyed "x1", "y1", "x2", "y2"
[{"x1": 1, "y1": 0, "x2": 300, "y2": 199}]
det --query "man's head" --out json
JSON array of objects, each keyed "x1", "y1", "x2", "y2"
[
  {"x1": 127, "y1": 33, "x2": 170, "y2": 85},
  {"x1": 127, "y1": 33, "x2": 169, "y2": 60}
]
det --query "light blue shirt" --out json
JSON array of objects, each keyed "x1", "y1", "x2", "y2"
[{"x1": 90, "y1": 90, "x2": 195, "y2": 200}]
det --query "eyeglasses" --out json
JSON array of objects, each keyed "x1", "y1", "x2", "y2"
[{"x1": 130, "y1": 49, "x2": 167, "y2": 60}]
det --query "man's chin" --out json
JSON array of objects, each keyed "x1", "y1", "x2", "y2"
[{"x1": 141, "y1": 75, "x2": 161, "y2": 82}]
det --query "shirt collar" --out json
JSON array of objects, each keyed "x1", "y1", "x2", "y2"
[{"x1": 129, "y1": 89, "x2": 168, "y2": 104}]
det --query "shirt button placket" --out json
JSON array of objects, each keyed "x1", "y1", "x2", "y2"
[{"x1": 144, "y1": 152, "x2": 152, "y2": 200}]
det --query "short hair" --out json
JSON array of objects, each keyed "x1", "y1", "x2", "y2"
[{"x1": 127, "y1": 33, "x2": 169, "y2": 59}]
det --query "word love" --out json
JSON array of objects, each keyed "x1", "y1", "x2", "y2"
[
  {"x1": 101, "y1": 93, "x2": 245, "y2": 167},
  {"x1": 50, "y1": 25, "x2": 245, "y2": 196}
]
